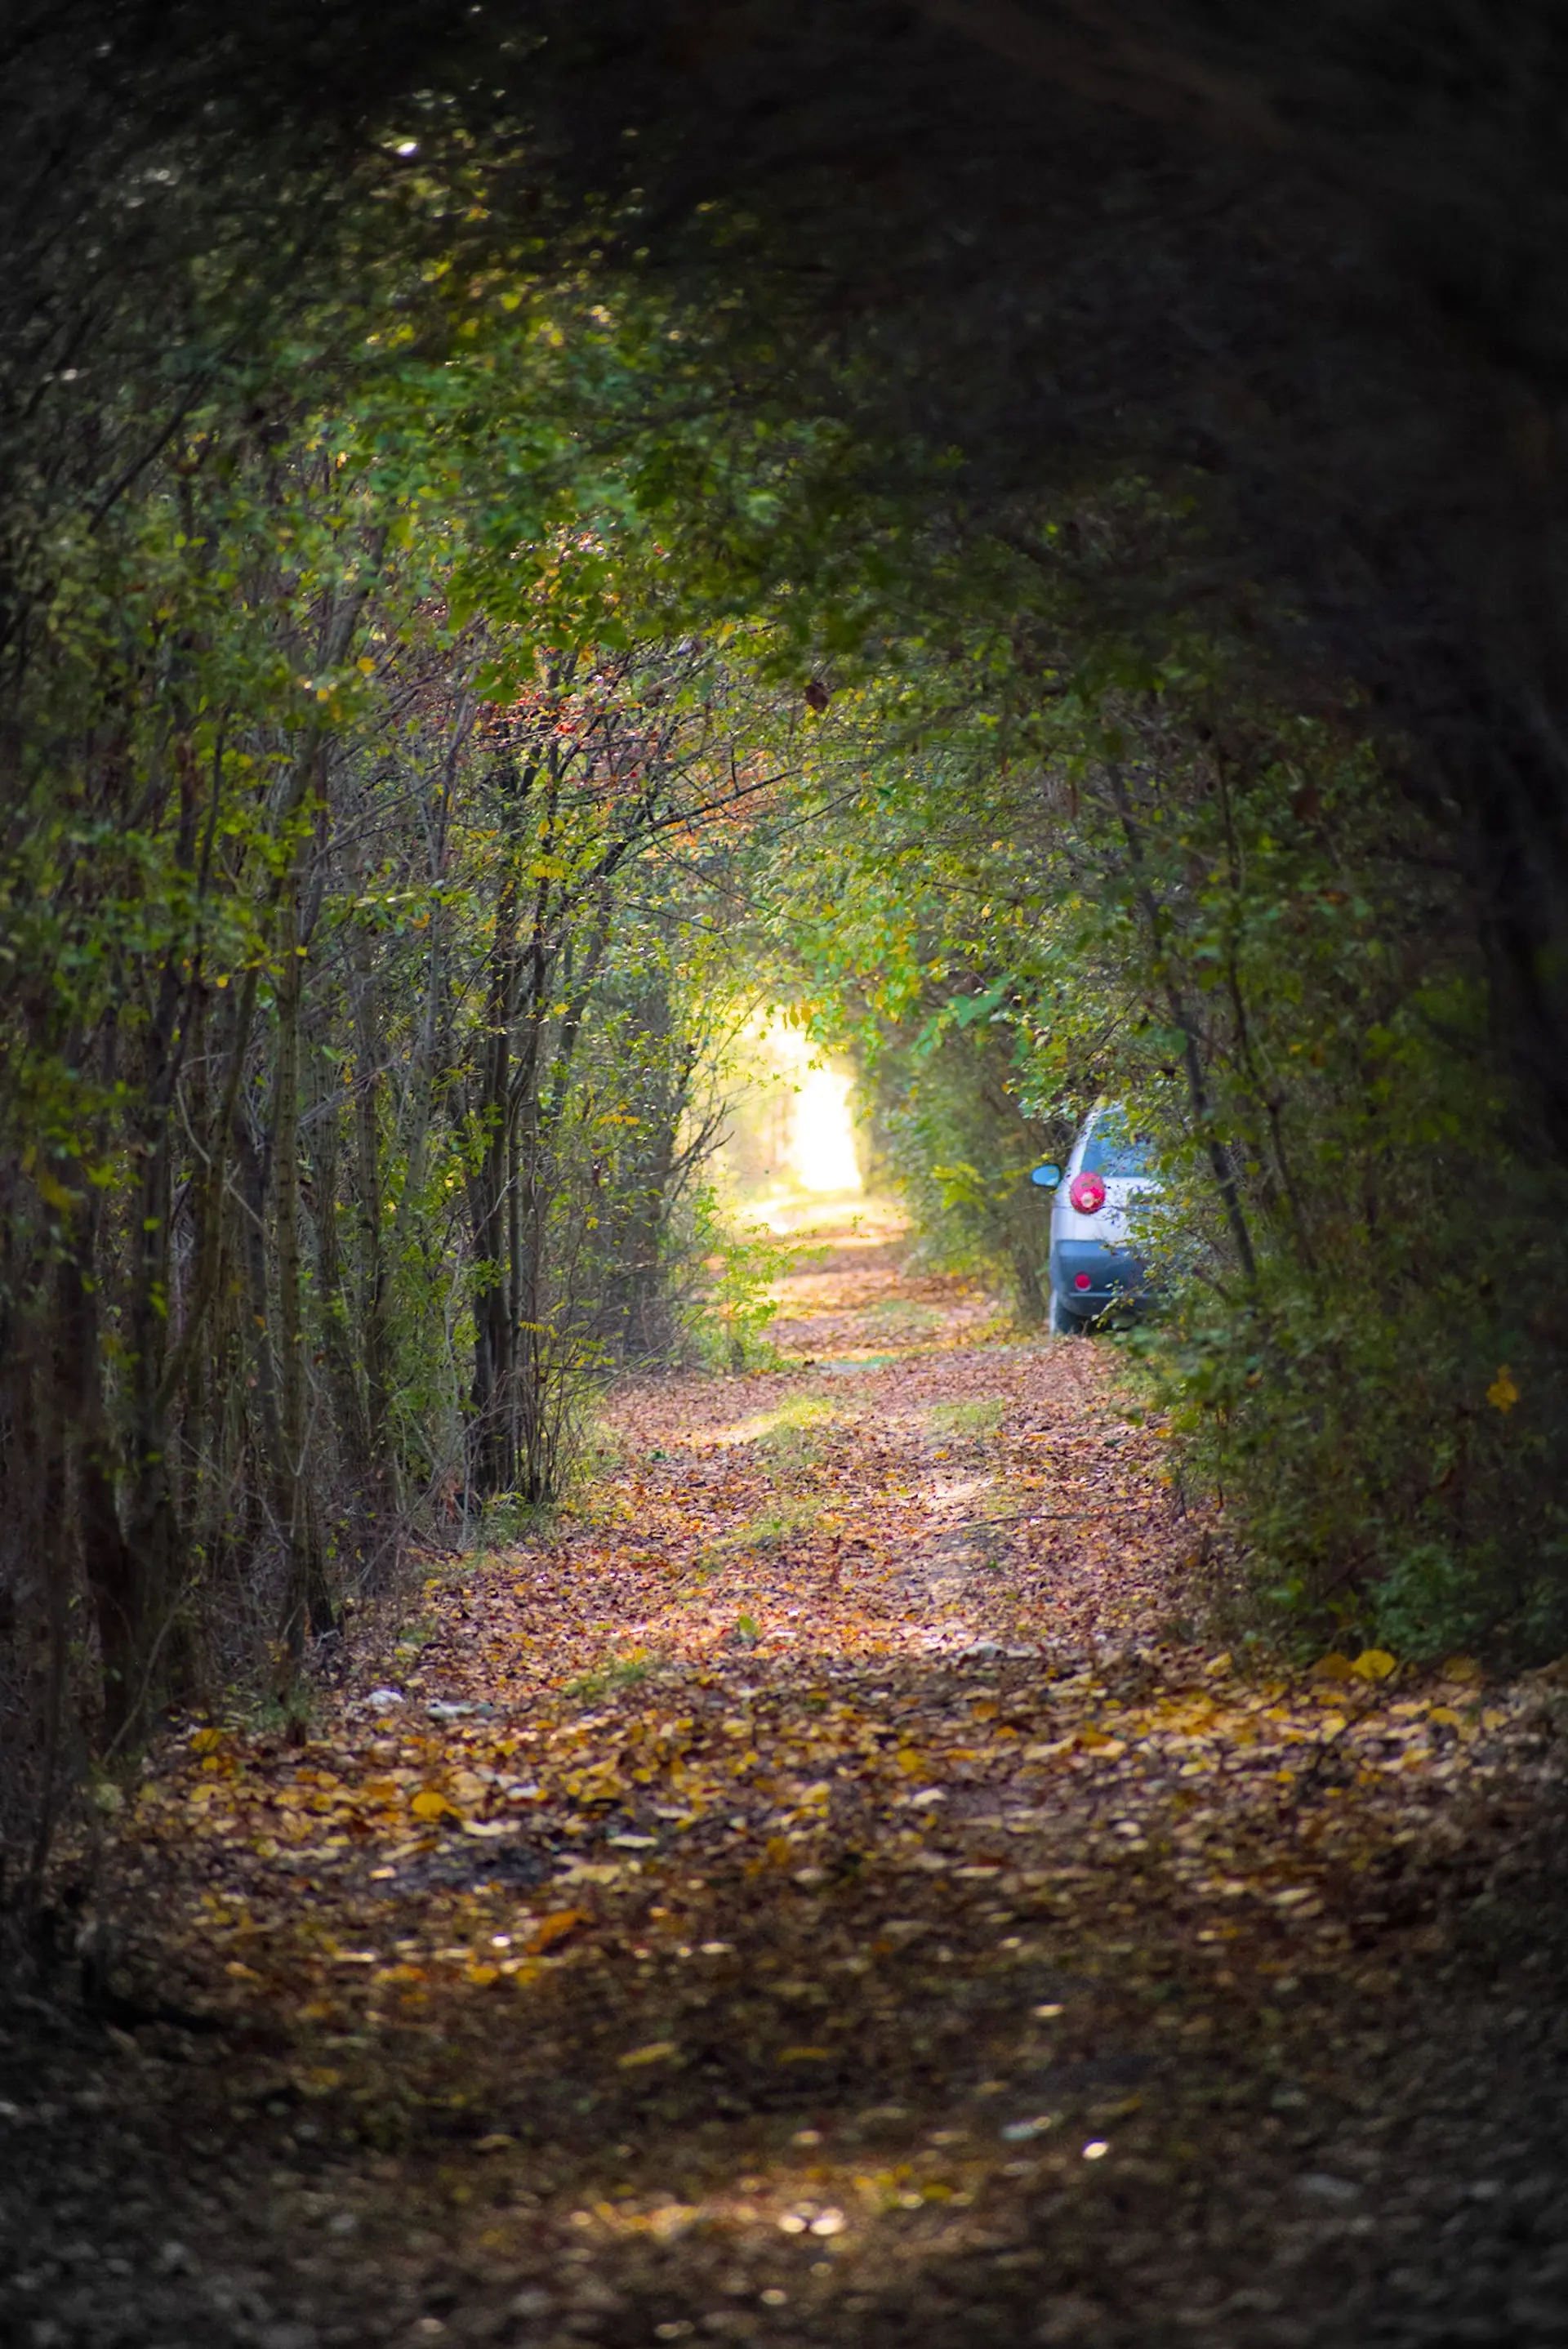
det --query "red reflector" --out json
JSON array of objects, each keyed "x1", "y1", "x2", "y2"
[
  {"x1": 1069, "y1": 1170, "x2": 1106, "y2": 1213},
  {"x1": 1074, "y1": 1273, "x2": 1092, "y2": 1290}
]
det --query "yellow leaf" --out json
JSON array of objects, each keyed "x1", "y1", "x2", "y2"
[
  {"x1": 1441, "y1": 1656, "x2": 1483, "y2": 1683},
  {"x1": 465, "y1": 1963, "x2": 501, "y2": 1988},
  {"x1": 1350, "y1": 1649, "x2": 1396, "y2": 1683},
  {"x1": 190, "y1": 1727, "x2": 225, "y2": 1754},
  {"x1": 410, "y1": 1789, "x2": 452, "y2": 1821},
  {"x1": 526, "y1": 1907, "x2": 585, "y2": 1953},
  {"x1": 896, "y1": 1749, "x2": 927, "y2": 1776},
  {"x1": 617, "y1": 2039, "x2": 679, "y2": 2068},
  {"x1": 35, "y1": 1168, "x2": 78, "y2": 1211},
  {"x1": 1487, "y1": 1366, "x2": 1520, "y2": 1414},
  {"x1": 1310, "y1": 1653, "x2": 1356, "y2": 1683},
  {"x1": 1427, "y1": 1705, "x2": 1463, "y2": 1728},
  {"x1": 777, "y1": 2045, "x2": 830, "y2": 2063}
]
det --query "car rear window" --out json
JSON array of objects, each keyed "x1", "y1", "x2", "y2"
[{"x1": 1082, "y1": 1115, "x2": 1154, "y2": 1177}]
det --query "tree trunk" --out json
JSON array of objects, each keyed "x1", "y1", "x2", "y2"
[
  {"x1": 467, "y1": 867, "x2": 523, "y2": 1499},
  {"x1": 273, "y1": 887, "x2": 335, "y2": 1659},
  {"x1": 55, "y1": 1223, "x2": 137, "y2": 1749},
  {"x1": 350, "y1": 941, "x2": 400, "y2": 1515},
  {"x1": 307, "y1": 1025, "x2": 373, "y2": 1496}
]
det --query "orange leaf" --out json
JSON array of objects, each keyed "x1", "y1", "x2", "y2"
[{"x1": 527, "y1": 1907, "x2": 585, "y2": 1954}]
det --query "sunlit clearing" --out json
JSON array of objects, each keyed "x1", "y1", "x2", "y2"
[
  {"x1": 754, "y1": 1015, "x2": 862, "y2": 1194},
  {"x1": 791, "y1": 1062, "x2": 861, "y2": 1190}
]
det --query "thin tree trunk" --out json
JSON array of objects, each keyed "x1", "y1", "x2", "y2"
[
  {"x1": 1213, "y1": 746, "x2": 1318, "y2": 1270},
  {"x1": 307, "y1": 1026, "x2": 372, "y2": 1495},
  {"x1": 1106, "y1": 764, "x2": 1258, "y2": 1284},
  {"x1": 55, "y1": 1219, "x2": 137, "y2": 1748},
  {"x1": 467, "y1": 864, "x2": 523, "y2": 1498},
  {"x1": 272, "y1": 885, "x2": 335, "y2": 1660},
  {"x1": 350, "y1": 941, "x2": 399, "y2": 1515}
]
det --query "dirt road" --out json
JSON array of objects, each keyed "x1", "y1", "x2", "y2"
[{"x1": 5, "y1": 1212, "x2": 1568, "y2": 2347}]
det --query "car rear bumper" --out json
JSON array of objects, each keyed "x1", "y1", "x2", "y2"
[{"x1": 1049, "y1": 1239, "x2": 1150, "y2": 1318}]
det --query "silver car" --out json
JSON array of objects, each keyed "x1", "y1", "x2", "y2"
[{"x1": 1031, "y1": 1103, "x2": 1160, "y2": 1335}]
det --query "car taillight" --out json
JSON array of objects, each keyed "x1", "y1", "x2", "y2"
[{"x1": 1069, "y1": 1170, "x2": 1106, "y2": 1214}]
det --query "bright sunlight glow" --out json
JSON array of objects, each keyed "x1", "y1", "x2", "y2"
[
  {"x1": 791, "y1": 1063, "x2": 862, "y2": 1191},
  {"x1": 757, "y1": 1016, "x2": 862, "y2": 1194}
]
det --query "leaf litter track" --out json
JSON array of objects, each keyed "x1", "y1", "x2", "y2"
[{"x1": 11, "y1": 1214, "x2": 1568, "y2": 2349}]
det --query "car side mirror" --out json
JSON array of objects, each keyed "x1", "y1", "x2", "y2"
[{"x1": 1030, "y1": 1163, "x2": 1062, "y2": 1188}]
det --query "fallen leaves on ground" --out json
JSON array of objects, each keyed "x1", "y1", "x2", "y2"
[{"x1": 52, "y1": 1206, "x2": 1568, "y2": 2349}]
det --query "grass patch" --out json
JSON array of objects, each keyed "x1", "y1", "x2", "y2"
[
  {"x1": 698, "y1": 1495, "x2": 823, "y2": 1570},
  {"x1": 471, "y1": 1490, "x2": 558, "y2": 1551},
  {"x1": 868, "y1": 1297, "x2": 943, "y2": 1329},
  {"x1": 754, "y1": 1393, "x2": 837, "y2": 1471},
  {"x1": 576, "y1": 1423, "x2": 629, "y2": 1481},
  {"x1": 928, "y1": 1397, "x2": 1004, "y2": 1440},
  {"x1": 394, "y1": 1612, "x2": 441, "y2": 1660},
  {"x1": 562, "y1": 1650, "x2": 654, "y2": 1702},
  {"x1": 746, "y1": 1496, "x2": 824, "y2": 1544}
]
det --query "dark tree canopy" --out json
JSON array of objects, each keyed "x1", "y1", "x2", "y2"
[{"x1": 7, "y1": 0, "x2": 1568, "y2": 1141}]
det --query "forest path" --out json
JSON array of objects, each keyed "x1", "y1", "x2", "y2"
[{"x1": 8, "y1": 1213, "x2": 1568, "y2": 2349}]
